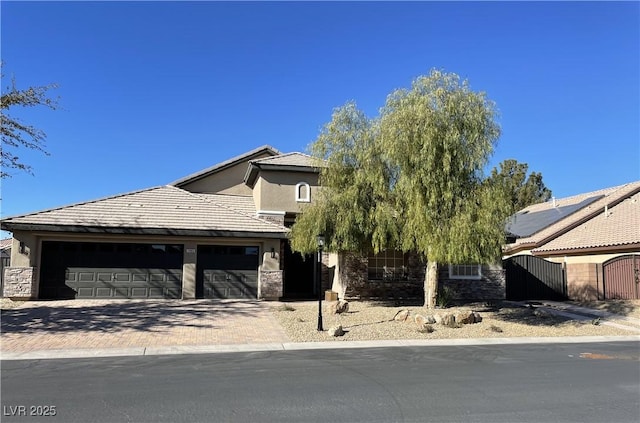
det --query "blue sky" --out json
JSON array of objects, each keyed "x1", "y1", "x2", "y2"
[{"x1": 1, "y1": 1, "x2": 639, "y2": 223}]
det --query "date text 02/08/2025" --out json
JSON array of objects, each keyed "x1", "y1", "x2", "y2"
[{"x1": 3, "y1": 405, "x2": 57, "y2": 417}]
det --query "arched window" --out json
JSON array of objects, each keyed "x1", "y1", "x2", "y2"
[{"x1": 295, "y1": 182, "x2": 310, "y2": 202}]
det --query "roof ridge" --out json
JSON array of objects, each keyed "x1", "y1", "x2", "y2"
[
  {"x1": 166, "y1": 186, "x2": 288, "y2": 231},
  {"x1": 548, "y1": 181, "x2": 636, "y2": 205},
  {"x1": 171, "y1": 145, "x2": 281, "y2": 186},
  {"x1": 0, "y1": 186, "x2": 164, "y2": 221}
]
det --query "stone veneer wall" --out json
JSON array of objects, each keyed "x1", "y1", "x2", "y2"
[
  {"x1": 3, "y1": 267, "x2": 35, "y2": 298},
  {"x1": 439, "y1": 265, "x2": 506, "y2": 301},
  {"x1": 344, "y1": 252, "x2": 425, "y2": 300},
  {"x1": 259, "y1": 270, "x2": 283, "y2": 299},
  {"x1": 342, "y1": 254, "x2": 505, "y2": 302}
]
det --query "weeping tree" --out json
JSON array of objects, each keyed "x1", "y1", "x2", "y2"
[{"x1": 290, "y1": 70, "x2": 512, "y2": 308}]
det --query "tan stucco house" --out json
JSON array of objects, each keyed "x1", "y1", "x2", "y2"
[
  {"x1": 503, "y1": 180, "x2": 640, "y2": 300},
  {"x1": 1, "y1": 146, "x2": 327, "y2": 300}
]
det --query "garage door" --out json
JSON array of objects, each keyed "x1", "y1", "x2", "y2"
[
  {"x1": 40, "y1": 242, "x2": 183, "y2": 299},
  {"x1": 197, "y1": 245, "x2": 259, "y2": 299}
]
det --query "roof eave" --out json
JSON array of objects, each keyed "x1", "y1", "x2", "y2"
[
  {"x1": 532, "y1": 242, "x2": 640, "y2": 256},
  {"x1": 1, "y1": 223, "x2": 289, "y2": 239}
]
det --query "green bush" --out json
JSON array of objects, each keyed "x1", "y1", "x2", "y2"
[{"x1": 437, "y1": 286, "x2": 455, "y2": 308}]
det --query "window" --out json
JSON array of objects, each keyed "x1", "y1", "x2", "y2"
[
  {"x1": 368, "y1": 250, "x2": 407, "y2": 281},
  {"x1": 449, "y1": 264, "x2": 482, "y2": 280},
  {"x1": 295, "y1": 182, "x2": 310, "y2": 202}
]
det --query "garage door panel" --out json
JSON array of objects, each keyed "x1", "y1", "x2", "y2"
[
  {"x1": 95, "y1": 287, "x2": 112, "y2": 298},
  {"x1": 77, "y1": 287, "x2": 96, "y2": 298},
  {"x1": 197, "y1": 246, "x2": 259, "y2": 299},
  {"x1": 39, "y1": 242, "x2": 183, "y2": 299},
  {"x1": 78, "y1": 272, "x2": 96, "y2": 282}
]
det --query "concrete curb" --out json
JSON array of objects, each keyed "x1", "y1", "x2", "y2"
[{"x1": 2, "y1": 335, "x2": 639, "y2": 361}]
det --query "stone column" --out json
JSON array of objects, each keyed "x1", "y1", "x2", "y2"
[{"x1": 3, "y1": 267, "x2": 35, "y2": 299}]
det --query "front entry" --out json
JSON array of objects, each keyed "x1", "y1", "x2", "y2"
[{"x1": 282, "y1": 241, "x2": 315, "y2": 299}]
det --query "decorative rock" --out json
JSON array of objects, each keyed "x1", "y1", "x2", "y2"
[
  {"x1": 327, "y1": 300, "x2": 350, "y2": 315},
  {"x1": 328, "y1": 325, "x2": 345, "y2": 337},
  {"x1": 417, "y1": 324, "x2": 434, "y2": 333},
  {"x1": 454, "y1": 311, "x2": 476, "y2": 325},
  {"x1": 424, "y1": 315, "x2": 436, "y2": 324},
  {"x1": 336, "y1": 300, "x2": 349, "y2": 314},
  {"x1": 472, "y1": 312, "x2": 483, "y2": 323},
  {"x1": 414, "y1": 314, "x2": 427, "y2": 326},
  {"x1": 394, "y1": 309, "x2": 411, "y2": 322},
  {"x1": 534, "y1": 308, "x2": 551, "y2": 318},
  {"x1": 439, "y1": 313, "x2": 455, "y2": 326}
]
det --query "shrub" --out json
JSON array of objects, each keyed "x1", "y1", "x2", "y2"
[{"x1": 437, "y1": 286, "x2": 455, "y2": 308}]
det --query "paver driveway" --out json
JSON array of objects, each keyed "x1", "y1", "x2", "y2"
[{"x1": 0, "y1": 299, "x2": 289, "y2": 353}]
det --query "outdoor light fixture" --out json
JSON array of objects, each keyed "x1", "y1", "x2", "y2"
[
  {"x1": 19, "y1": 241, "x2": 26, "y2": 255},
  {"x1": 316, "y1": 235, "x2": 325, "y2": 331},
  {"x1": 270, "y1": 247, "x2": 275, "y2": 259}
]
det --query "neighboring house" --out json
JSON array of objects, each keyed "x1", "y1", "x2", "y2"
[
  {"x1": 1, "y1": 238, "x2": 11, "y2": 294},
  {"x1": 503, "y1": 181, "x2": 640, "y2": 300},
  {"x1": 1, "y1": 145, "x2": 505, "y2": 302}
]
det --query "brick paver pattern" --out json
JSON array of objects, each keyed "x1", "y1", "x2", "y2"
[{"x1": 1, "y1": 300, "x2": 290, "y2": 353}]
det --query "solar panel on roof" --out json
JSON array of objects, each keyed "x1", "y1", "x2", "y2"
[{"x1": 505, "y1": 195, "x2": 604, "y2": 238}]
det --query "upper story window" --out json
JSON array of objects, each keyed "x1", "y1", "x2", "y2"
[
  {"x1": 449, "y1": 264, "x2": 482, "y2": 280},
  {"x1": 295, "y1": 182, "x2": 311, "y2": 202}
]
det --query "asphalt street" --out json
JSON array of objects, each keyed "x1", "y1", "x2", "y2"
[{"x1": 2, "y1": 341, "x2": 639, "y2": 423}]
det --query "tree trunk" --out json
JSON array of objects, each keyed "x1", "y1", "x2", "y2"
[{"x1": 424, "y1": 261, "x2": 439, "y2": 309}]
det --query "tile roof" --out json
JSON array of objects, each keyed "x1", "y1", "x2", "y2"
[
  {"x1": 532, "y1": 190, "x2": 640, "y2": 253},
  {"x1": 0, "y1": 238, "x2": 12, "y2": 250},
  {"x1": 1, "y1": 186, "x2": 288, "y2": 237},
  {"x1": 504, "y1": 180, "x2": 640, "y2": 254},
  {"x1": 171, "y1": 145, "x2": 280, "y2": 187},
  {"x1": 250, "y1": 152, "x2": 321, "y2": 168}
]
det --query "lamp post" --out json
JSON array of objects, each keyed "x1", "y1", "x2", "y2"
[{"x1": 316, "y1": 234, "x2": 325, "y2": 331}]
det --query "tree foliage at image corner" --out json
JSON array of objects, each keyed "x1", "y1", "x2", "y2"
[{"x1": 1, "y1": 64, "x2": 59, "y2": 178}]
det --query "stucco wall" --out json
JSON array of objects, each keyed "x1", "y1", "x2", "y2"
[
  {"x1": 254, "y1": 170, "x2": 320, "y2": 214},
  {"x1": 565, "y1": 262, "x2": 602, "y2": 301},
  {"x1": 179, "y1": 150, "x2": 273, "y2": 195}
]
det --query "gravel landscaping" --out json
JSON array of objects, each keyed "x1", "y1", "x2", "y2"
[{"x1": 272, "y1": 300, "x2": 639, "y2": 343}]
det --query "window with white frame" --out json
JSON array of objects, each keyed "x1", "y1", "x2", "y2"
[
  {"x1": 295, "y1": 182, "x2": 310, "y2": 202},
  {"x1": 448, "y1": 264, "x2": 482, "y2": 280},
  {"x1": 368, "y1": 250, "x2": 407, "y2": 281}
]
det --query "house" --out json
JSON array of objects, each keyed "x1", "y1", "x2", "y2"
[
  {"x1": 1, "y1": 145, "x2": 506, "y2": 302},
  {"x1": 503, "y1": 180, "x2": 640, "y2": 300},
  {"x1": 1, "y1": 146, "x2": 324, "y2": 300}
]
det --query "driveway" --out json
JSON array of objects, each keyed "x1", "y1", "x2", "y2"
[{"x1": 0, "y1": 299, "x2": 289, "y2": 353}]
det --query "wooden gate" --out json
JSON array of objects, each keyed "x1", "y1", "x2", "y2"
[
  {"x1": 504, "y1": 255, "x2": 567, "y2": 301},
  {"x1": 603, "y1": 255, "x2": 640, "y2": 300}
]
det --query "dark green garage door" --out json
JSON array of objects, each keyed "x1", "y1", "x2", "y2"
[
  {"x1": 40, "y1": 242, "x2": 183, "y2": 299},
  {"x1": 196, "y1": 245, "x2": 259, "y2": 299}
]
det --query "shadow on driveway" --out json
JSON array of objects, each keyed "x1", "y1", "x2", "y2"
[{"x1": 1, "y1": 300, "x2": 266, "y2": 335}]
